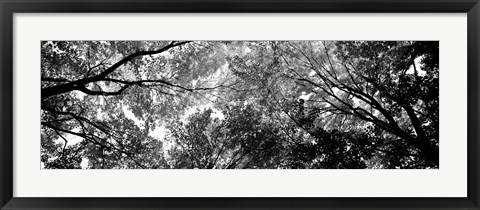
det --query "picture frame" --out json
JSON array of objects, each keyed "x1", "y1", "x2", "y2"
[{"x1": 1, "y1": 0, "x2": 479, "y2": 209}]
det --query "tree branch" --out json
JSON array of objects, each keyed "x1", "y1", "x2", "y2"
[{"x1": 41, "y1": 41, "x2": 191, "y2": 98}]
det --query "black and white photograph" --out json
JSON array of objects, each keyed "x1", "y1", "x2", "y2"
[{"x1": 41, "y1": 41, "x2": 439, "y2": 169}]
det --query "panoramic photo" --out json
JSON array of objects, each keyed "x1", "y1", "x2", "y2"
[{"x1": 41, "y1": 41, "x2": 439, "y2": 169}]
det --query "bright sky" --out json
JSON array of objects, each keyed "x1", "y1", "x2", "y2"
[
  {"x1": 406, "y1": 56, "x2": 426, "y2": 76},
  {"x1": 298, "y1": 92, "x2": 314, "y2": 101}
]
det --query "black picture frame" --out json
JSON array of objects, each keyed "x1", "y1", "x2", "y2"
[{"x1": 1, "y1": 0, "x2": 479, "y2": 209}]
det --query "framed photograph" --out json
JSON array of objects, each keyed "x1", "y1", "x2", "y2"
[{"x1": 1, "y1": 0, "x2": 479, "y2": 209}]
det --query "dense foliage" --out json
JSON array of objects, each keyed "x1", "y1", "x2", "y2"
[{"x1": 41, "y1": 41, "x2": 439, "y2": 169}]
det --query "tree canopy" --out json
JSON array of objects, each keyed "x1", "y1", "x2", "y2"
[{"x1": 41, "y1": 41, "x2": 439, "y2": 169}]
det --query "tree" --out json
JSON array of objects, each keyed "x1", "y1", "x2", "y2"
[
  {"x1": 41, "y1": 41, "x2": 231, "y2": 168},
  {"x1": 227, "y1": 41, "x2": 438, "y2": 168},
  {"x1": 332, "y1": 41, "x2": 439, "y2": 167},
  {"x1": 166, "y1": 104, "x2": 289, "y2": 169},
  {"x1": 41, "y1": 41, "x2": 439, "y2": 169}
]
